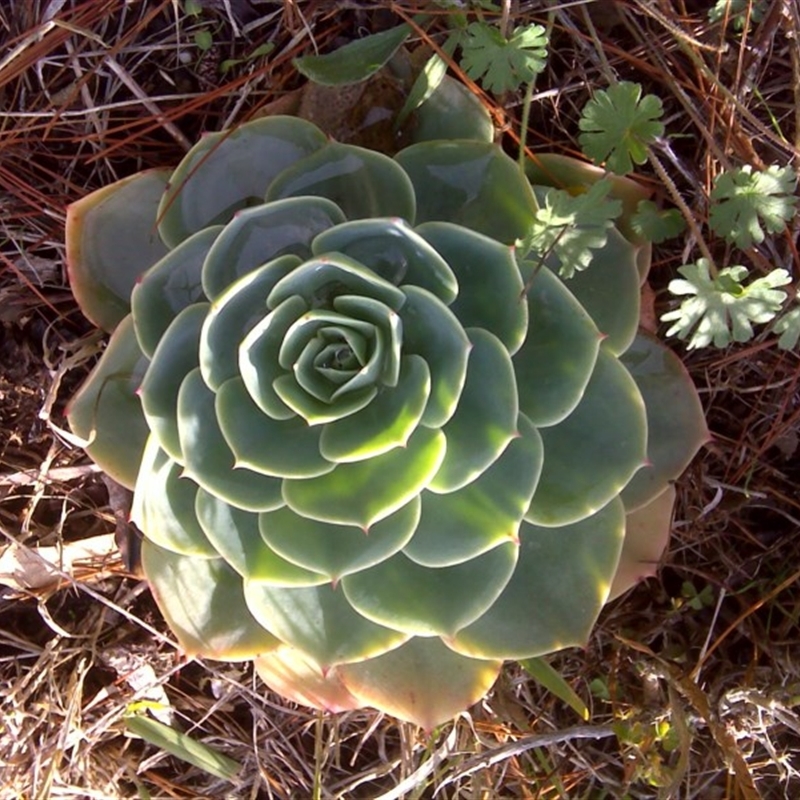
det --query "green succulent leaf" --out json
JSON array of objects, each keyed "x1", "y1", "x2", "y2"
[
  {"x1": 201, "y1": 197, "x2": 345, "y2": 301},
  {"x1": 551, "y1": 226, "x2": 640, "y2": 355},
  {"x1": 238, "y1": 295, "x2": 307, "y2": 419},
  {"x1": 312, "y1": 218, "x2": 458, "y2": 304},
  {"x1": 282, "y1": 426, "x2": 446, "y2": 528},
  {"x1": 620, "y1": 333, "x2": 709, "y2": 511},
  {"x1": 708, "y1": 165, "x2": 797, "y2": 249},
  {"x1": 142, "y1": 539, "x2": 281, "y2": 660},
  {"x1": 397, "y1": 285, "x2": 471, "y2": 428},
  {"x1": 450, "y1": 498, "x2": 625, "y2": 659},
  {"x1": 293, "y1": 24, "x2": 411, "y2": 86},
  {"x1": 140, "y1": 303, "x2": 207, "y2": 462},
  {"x1": 266, "y1": 141, "x2": 416, "y2": 223},
  {"x1": 459, "y1": 22, "x2": 548, "y2": 94},
  {"x1": 131, "y1": 225, "x2": 219, "y2": 358},
  {"x1": 195, "y1": 489, "x2": 327, "y2": 584},
  {"x1": 338, "y1": 637, "x2": 502, "y2": 730},
  {"x1": 216, "y1": 378, "x2": 334, "y2": 478},
  {"x1": 132, "y1": 437, "x2": 217, "y2": 558},
  {"x1": 260, "y1": 499, "x2": 420, "y2": 582},
  {"x1": 343, "y1": 541, "x2": 518, "y2": 637},
  {"x1": 405, "y1": 414, "x2": 542, "y2": 567},
  {"x1": 418, "y1": 222, "x2": 528, "y2": 354},
  {"x1": 66, "y1": 315, "x2": 151, "y2": 489},
  {"x1": 200, "y1": 255, "x2": 301, "y2": 392},
  {"x1": 66, "y1": 169, "x2": 171, "y2": 332},
  {"x1": 527, "y1": 348, "x2": 647, "y2": 527},
  {"x1": 513, "y1": 266, "x2": 600, "y2": 427},
  {"x1": 429, "y1": 328, "x2": 519, "y2": 494},
  {"x1": 408, "y1": 74, "x2": 494, "y2": 145},
  {"x1": 395, "y1": 140, "x2": 538, "y2": 244},
  {"x1": 158, "y1": 116, "x2": 328, "y2": 247},
  {"x1": 243, "y1": 581, "x2": 408, "y2": 668},
  {"x1": 178, "y1": 368, "x2": 285, "y2": 511},
  {"x1": 662, "y1": 260, "x2": 790, "y2": 349},
  {"x1": 578, "y1": 82, "x2": 664, "y2": 175},
  {"x1": 318, "y1": 355, "x2": 431, "y2": 462}
]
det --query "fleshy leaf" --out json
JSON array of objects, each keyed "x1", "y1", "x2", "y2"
[
  {"x1": 610, "y1": 485, "x2": 675, "y2": 600},
  {"x1": 429, "y1": 328, "x2": 519, "y2": 493},
  {"x1": 195, "y1": 489, "x2": 326, "y2": 584},
  {"x1": 293, "y1": 24, "x2": 411, "y2": 86},
  {"x1": 319, "y1": 355, "x2": 430, "y2": 462},
  {"x1": 266, "y1": 141, "x2": 416, "y2": 223},
  {"x1": 342, "y1": 542, "x2": 518, "y2": 637},
  {"x1": 177, "y1": 368, "x2": 284, "y2": 512},
  {"x1": 450, "y1": 499, "x2": 625, "y2": 659},
  {"x1": 620, "y1": 333, "x2": 708, "y2": 510},
  {"x1": 527, "y1": 347, "x2": 647, "y2": 527},
  {"x1": 408, "y1": 74, "x2": 494, "y2": 145},
  {"x1": 312, "y1": 218, "x2": 458, "y2": 303},
  {"x1": 140, "y1": 303, "x2": 207, "y2": 462},
  {"x1": 339, "y1": 637, "x2": 502, "y2": 729},
  {"x1": 201, "y1": 197, "x2": 345, "y2": 301},
  {"x1": 131, "y1": 225, "x2": 219, "y2": 358},
  {"x1": 552, "y1": 226, "x2": 640, "y2": 355},
  {"x1": 404, "y1": 414, "x2": 542, "y2": 567},
  {"x1": 513, "y1": 265, "x2": 600, "y2": 427},
  {"x1": 158, "y1": 116, "x2": 328, "y2": 247},
  {"x1": 216, "y1": 378, "x2": 334, "y2": 478},
  {"x1": 260, "y1": 498, "x2": 420, "y2": 581},
  {"x1": 142, "y1": 539, "x2": 281, "y2": 660},
  {"x1": 66, "y1": 169, "x2": 171, "y2": 332},
  {"x1": 66, "y1": 315, "x2": 150, "y2": 489},
  {"x1": 282, "y1": 426, "x2": 446, "y2": 528},
  {"x1": 417, "y1": 222, "x2": 528, "y2": 354},
  {"x1": 395, "y1": 140, "x2": 538, "y2": 244},
  {"x1": 132, "y1": 437, "x2": 217, "y2": 558},
  {"x1": 200, "y1": 255, "x2": 301, "y2": 392},
  {"x1": 398, "y1": 285, "x2": 471, "y2": 428},
  {"x1": 243, "y1": 581, "x2": 408, "y2": 668},
  {"x1": 238, "y1": 296, "x2": 307, "y2": 419},
  {"x1": 255, "y1": 647, "x2": 361, "y2": 713}
]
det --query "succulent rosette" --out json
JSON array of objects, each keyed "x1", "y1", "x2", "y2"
[{"x1": 66, "y1": 109, "x2": 707, "y2": 728}]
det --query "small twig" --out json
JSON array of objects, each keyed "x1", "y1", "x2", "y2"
[{"x1": 104, "y1": 56, "x2": 191, "y2": 150}]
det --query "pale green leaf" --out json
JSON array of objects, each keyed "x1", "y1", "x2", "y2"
[
  {"x1": 662, "y1": 260, "x2": 790, "y2": 348},
  {"x1": 293, "y1": 24, "x2": 411, "y2": 86},
  {"x1": 709, "y1": 165, "x2": 797, "y2": 249},
  {"x1": 459, "y1": 22, "x2": 548, "y2": 93},
  {"x1": 519, "y1": 657, "x2": 589, "y2": 720},
  {"x1": 631, "y1": 200, "x2": 686, "y2": 243},
  {"x1": 125, "y1": 713, "x2": 240, "y2": 781},
  {"x1": 518, "y1": 180, "x2": 622, "y2": 278},
  {"x1": 772, "y1": 306, "x2": 800, "y2": 350},
  {"x1": 578, "y1": 82, "x2": 664, "y2": 175}
]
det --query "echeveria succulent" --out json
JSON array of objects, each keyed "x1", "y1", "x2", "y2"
[{"x1": 66, "y1": 104, "x2": 707, "y2": 728}]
